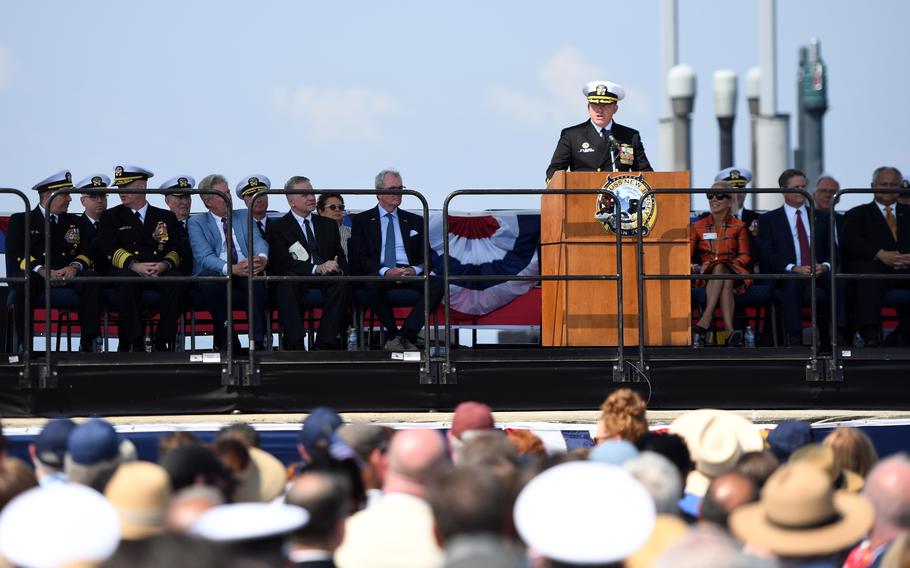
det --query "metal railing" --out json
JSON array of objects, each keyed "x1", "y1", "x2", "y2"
[{"x1": 0, "y1": 189, "x2": 32, "y2": 385}]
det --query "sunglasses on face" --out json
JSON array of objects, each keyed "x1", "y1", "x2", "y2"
[
  {"x1": 324, "y1": 204, "x2": 345, "y2": 211},
  {"x1": 707, "y1": 193, "x2": 731, "y2": 201}
]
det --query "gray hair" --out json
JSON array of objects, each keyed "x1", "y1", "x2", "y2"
[
  {"x1": 814, "y1": 174, "x2": 839, "y2": 189},
  {"x1": 284, "y1": 175, "x2": 311, "y2": 190},
  {"x1": 198, "y1": 174, "x2": 229, "y2": 191},
  {"x1": 872, "y1": 166, "x2": 903, "y2": 184},
  {"x1": 654, "y1": 528, "x2": 780, "y2": 568},
  {"x1": 374, "y1": 169, "x2": 402, "y2": 190},
  {"x1": 623, "y1": 451, "x2": 682, "y2": 515}
]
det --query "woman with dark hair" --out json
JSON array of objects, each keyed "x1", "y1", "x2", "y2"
[{"x1": 316, "y1": 192, "x2": 351, "y2": 258}]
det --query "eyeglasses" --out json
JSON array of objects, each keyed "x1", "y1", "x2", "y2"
[
  {"x1": 707, "y1": 193, "x2": 731, "y2": 201},
  {"x1": 324, "y1": 204, "x2": 345, "y2": 211}
]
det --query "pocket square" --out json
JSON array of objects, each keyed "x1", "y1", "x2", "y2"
[{"x1": 409, "y1": 229, "x2": 418, "y2": 237}]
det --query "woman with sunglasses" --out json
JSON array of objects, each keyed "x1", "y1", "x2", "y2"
[
  {"x1": 316, "y1": 192, "x2": 351, "y2": 258},
  {"x1": 690, "y1": 182, "x2": 752, "y2": 347}
]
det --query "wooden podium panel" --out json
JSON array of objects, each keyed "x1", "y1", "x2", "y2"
[{"x1": 541, "y1": 171, "x2": 691, "y2": 346}]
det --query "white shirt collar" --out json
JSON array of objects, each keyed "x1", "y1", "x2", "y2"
[
  {"x1": 875, "y1": 200, "x2": 896, "y2": 216},
  {"x1": 378, "y1": 205, "x2": 398, "y2": 218},
  {"x1": 131, "y1": 202, "x2": 149, "y2": 221},
  {"x1": 291, "y1": 209, "x2": 313, "y2": 227},
  {"x1": 590, "y1": 119, "x2": 615, "y2": 133}
]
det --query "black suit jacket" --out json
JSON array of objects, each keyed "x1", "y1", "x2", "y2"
[
  {"x1": 546, "y1": 120, "x2": 652, "y2": 180},
  {"x1": 97, "y1": 203, "x2": 184, "y2": 271},
  {"x1": 6, "y1": 207, "x2": 92, "y2": 275},
  {"x1": 349, "y1": 206, "x2": 427, "y2": 276},
  {"x1": 267, "y1": 212, "x2": 348, "y2": 276},
  {"x1": 757, "y1": 206, "x2": 831, "y2": 274},
  {"x1": 841, "y1": 201, "x2": 910, "y2": 268}
]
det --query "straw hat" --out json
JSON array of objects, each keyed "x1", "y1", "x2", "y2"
[
  {"x1": 729, "y1": 462, "x2": 874, "y2": 557},
  {"x1": 232, "y1": 447, "x2": 288, "y2": 503},
  {"x1": 789, "y1": 444, "x2": 865, "y2": 493},
  {"x1": 670, "y1": 409, "x2": 763, "y2": 497},
  {"x1": 104, "y1": 461, "x2": 172, "y2": 540}
]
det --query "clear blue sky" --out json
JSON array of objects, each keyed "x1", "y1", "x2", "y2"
[{"x1": 0, "y1": 0, "x2": 907, "y2": 215}]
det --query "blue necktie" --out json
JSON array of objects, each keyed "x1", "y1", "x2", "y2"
[{"x1": 383, "y1": 213, "x2": 397, "y2": 268}]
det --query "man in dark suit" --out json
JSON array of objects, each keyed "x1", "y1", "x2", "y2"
[
  {"x1": 546, "y1": 80, "x2": 652, "y2": 181},
  {"x1": 98, "y1": 165, "x2": 187, "y2": 352},
  {"x1": 285, "y1": 471, "x2": 349, "y2": 568},
  {"x1": 6, "y1": 170, "x2": 102, "y2": 352},
  {"x1": 350, "y1": 169, "x2": 445, "y2": 351},
  {"x1": 758, "y1": 169, "x2": 834, "y2": 346},
  {"x1": 841, "y1": 166, "x2": 910, "y2": 346},
  {"x1": 268, "y1": 176, "x2": 351, "y2": 350},
  {"x1": 189, "y1": 175, "x2": 269, "y2": 352}
]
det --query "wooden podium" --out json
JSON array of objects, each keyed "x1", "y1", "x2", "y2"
[{"x1": 541, "y1": 171, "x2": 691, "y2": 346}]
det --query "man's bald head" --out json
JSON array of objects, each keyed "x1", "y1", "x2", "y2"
[
  {"x1": 864, "y1": 453, "x2": 910, "y2": 544},
  {"x1": 384, "y1": 429, "x2": 450, "y2": 497},
  {"x1": 700, "y1": 472, "x2": 758, "y2": 529}
]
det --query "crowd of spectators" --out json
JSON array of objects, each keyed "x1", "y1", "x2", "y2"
[{"x1": 0, "y1": 394, "x2": 907, "y2": 567}]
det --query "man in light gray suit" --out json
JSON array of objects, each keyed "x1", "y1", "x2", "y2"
[{"x1": 189, "y1": 174, "x2": 269, "y2": 351}]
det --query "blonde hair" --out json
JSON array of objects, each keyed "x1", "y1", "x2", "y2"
[
  {"x1": 823, "y1": 426, "x2": 879, "y2": 478},
  {"x1": 598, "y1": 388, "x2": 648, "y2": 442}
]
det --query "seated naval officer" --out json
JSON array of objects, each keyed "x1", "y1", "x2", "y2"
[
  {"x1": 161, "y1": 175, "x2": 195, "y2": 278},
  {"x1": 98, "y1": 165, "x2": 187, "y2": 352},
  {"x1": 546, "y1": 80, "x2": 652, "y2": 181},
  {"x1": 6, "y1": 170, "x2": 103, "y2": 352},
  {"x1": 237, "y1": 174, "x2": 272, "y2": 240},
  {"x1": 75, "y1": 174, "x2": 110, "y2": 272}
]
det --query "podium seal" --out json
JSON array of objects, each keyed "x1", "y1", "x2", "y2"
[{"x1": 594, "y1": 174, "x2": 657, "y2": 237}]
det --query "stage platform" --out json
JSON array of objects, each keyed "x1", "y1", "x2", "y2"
[{"x1": 2, "y1": 345, "x2": 910, "y2": 418}]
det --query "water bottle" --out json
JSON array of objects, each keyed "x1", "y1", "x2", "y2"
[
  {"x1": 94, "y1": 336, "x2": 104, "y2": 353},
  {"x1": 143, "y1": 333, "x2": 153, "y2": 353},
  {"x1": 744, "y1": 325, "x2": 756, "y2": 348},
  {"x1": 346, "y1": 328, "x2": 358, "y2": 351},
  {"x1": 853, "y1": 331, "x2": 864, "y2": 348}
]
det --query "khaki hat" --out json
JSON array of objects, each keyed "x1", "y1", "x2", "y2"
[
  {"x1": 729, "y1": 462, "x2": 874, "y2": 557},
  {"x1": 670, "y1": 409, "x2": 763, "y2": 497},
  {"x1": 232, "y1": 447, "x2": 288, "y2": 503},
  {"x1": 104, "y1": 461, "x2": 172, "y2": 540},
  {"x1": 789, "y1": 444, "x2": 865, "y2": 494}
]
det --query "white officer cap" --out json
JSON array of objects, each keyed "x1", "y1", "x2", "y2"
[
  {"x1": 514, "y1": 461, "x2": 655, "y2": 565},
  {"x1": 584, "y1": 80, "x2": 625, "y2": 104},
  {"x1": 160, "y1": 175, "x2": 196, "y2": 196},
  {"x1": 32, "y1": 170, "x2": 73, "y2": 193},
  {"x1": 0, "y1": 483, "x2": 121, "y2": 568},
  {"x1": 190, "y1": 502, "x2": 309, "y2": 542},
  {"x1": 113, "y1": 164, "x2": 154, "y2": 186},
  {"x1": 715, "y1": 166, "x2": 753, "y2": 188},
  {"x1": 236, "y1": 174, "x2": 271, "y2": 198},
  {"x1": 76, "y1": 173, "x2": 112, "y2": 191}
]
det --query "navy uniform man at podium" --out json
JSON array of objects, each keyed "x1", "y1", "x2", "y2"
[{"x1": 546, "y1": 80, "x2": 652, "y2": 181}]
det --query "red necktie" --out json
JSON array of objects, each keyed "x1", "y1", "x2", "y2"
[{"x1": 795, "y1": 209, "x2": 810, "y2": 267}]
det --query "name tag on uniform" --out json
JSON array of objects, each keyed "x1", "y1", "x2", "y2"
[
  {"x1": 119, "y1": 226, "x2": 132, "y2": 231},
  {"x1": 704, "y1": 232, "x2": 718, "y2": 240},
  {"x1": 578, "y1": 142, "x2": 595, "y2": 153}
]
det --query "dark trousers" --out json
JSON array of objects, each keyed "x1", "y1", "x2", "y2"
[
  {"x1": 365, "y1": 275, "x2": 445, "y2": 338},
  {"x1": 777, "y1": 278, "x2": 843, "y2": 341},
  {"x1": 196, "y1": 278, "x2": 268, "y2": 349},
  {"x1": 848, "y1": 260, "x2": 910, "y2": 330},
  {"x1": 12, "y1": 273, "x2": 103, "y2": 351},
  {"x1": 109, "y1": 268, "x2": 186, "y2": 351},
  {"x1": 274, "y1": 271, "x2": 352, "y2": 349}
]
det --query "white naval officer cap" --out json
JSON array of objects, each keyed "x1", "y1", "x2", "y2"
[
  {"x1": 76, "y1": 173, "x2": 112, "y2": 191},
  {"x1": 190, "y1": 502, "x2": 309, "y2": 542},
  {"x1": 584, "y1": 80, "x2": 625, "y2": 104},
  {"x1": 236, "y1": 174, "x2": 271, "y2": 198},
  {"x1": 513, "y1": 461, "x2": 656, "y2": 565},
  {"x1": 32, "y1": 170, "x2": 73, "y2": 193},
  {"x1": 715, "y1": 166, "x2": 753, "y2": 188},
  {"x1": 113, "y1": 164, "x2": 154, "y2": 186},
  {"x1": 161, "y1": 175, "x2": 196, "y2": 196}
]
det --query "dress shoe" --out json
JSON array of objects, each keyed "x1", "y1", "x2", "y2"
[
  {"x1": 384, "y1": 336, "x2": 418, "y2": 351},
  {"x1": 406, "y1": 334, "x2": 426, "y2": 349},
  {"x1": 725, "y1": 329, "x2": 744, "y2": 347},
  {"x1": 79, "y1": 336, "x2": 100, "y2": 353}
]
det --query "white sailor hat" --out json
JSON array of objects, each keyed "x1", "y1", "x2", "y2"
[
  {"x1": 190, "y1": 502, "x2": 308, "y2": 542},
  {"x1": 514, "y1": 461, "x2": 655, "y2": 565},
  {"x1": 113, "y1": 164, "x2": 154, "y2": 186},
  {"x1": 32, "y1": 170, "x2": 73, "y2": 193},
  {"x1": 584, "y1": 80, "x2": 625, "y2": 104},
  {"x1": 236, "y1": 174, "x2": 271, "y2": 198},
  {"x1": 0, "y1": 483, "x2": 121, "y2": 568},
  {"x1": 715, "y1": 166, "x2": 753, "y2": 188},
  {"x1": 161, "y1": 175, "x2": 196, "y2": 196},
  {"x1": 76, "y1": 173, "x2": 112, "y2": 191}
]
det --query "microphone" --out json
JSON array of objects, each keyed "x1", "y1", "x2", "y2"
[{"x1": 605, "y1": 131, "x2": 620, "y2": 149}]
